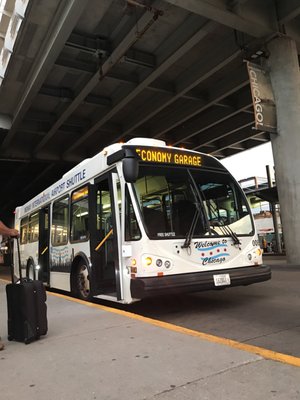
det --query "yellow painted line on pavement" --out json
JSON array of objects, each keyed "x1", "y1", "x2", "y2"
[{"x1": 48, "y1": 291, "x2": 300, "y2": 368}]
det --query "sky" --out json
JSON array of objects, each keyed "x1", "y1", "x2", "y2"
[{"x1": 221, "y1": 142, "x2": 274, "y2": 182}]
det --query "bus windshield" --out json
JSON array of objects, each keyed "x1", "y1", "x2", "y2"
[{"x1": 132, "y1": 165, "x2": 253, "y2": 239}]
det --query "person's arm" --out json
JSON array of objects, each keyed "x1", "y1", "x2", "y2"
[{"x1": 0, "y1": 220, "x2": 19, "y2": 237}]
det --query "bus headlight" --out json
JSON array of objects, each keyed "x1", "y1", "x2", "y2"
[
  {"x1": 255, "y1": 248, "x2": 262, "y2": 256},
  {"x1": 145, "y1": 257, "x2": 152, "y2": 266},
  {"x1": 164, "y1": 260, "x2": 171, "y2": 268}
]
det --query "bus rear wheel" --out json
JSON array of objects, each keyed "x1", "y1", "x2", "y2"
[{"x1": 73, "y1": 261, "x2": 92, "y2": 301}]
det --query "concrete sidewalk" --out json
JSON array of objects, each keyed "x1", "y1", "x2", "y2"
[{"x1": 0, "y1": 281, "x2": 300, "y2": 400}]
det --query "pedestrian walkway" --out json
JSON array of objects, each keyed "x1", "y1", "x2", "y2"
[{"x1": 0, "y1": 279, "x2": 300, "y2": 400}]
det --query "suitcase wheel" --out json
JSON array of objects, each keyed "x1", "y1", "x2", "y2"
[{"x1": 25, "y1": 336, "x2": 40, "y2": 344}]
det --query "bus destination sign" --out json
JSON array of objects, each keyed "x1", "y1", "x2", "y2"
[{"x1": 134, "y1": 147, "x2": 202, "y2": 167}]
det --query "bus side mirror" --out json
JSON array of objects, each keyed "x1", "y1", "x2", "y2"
[{"x1": 123, "y1": 157, "x2": 139, "y2": 183}]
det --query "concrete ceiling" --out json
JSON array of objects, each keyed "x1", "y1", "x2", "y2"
[{"x1": 0, "y1": 0, "x2": 299, "y2": 219}]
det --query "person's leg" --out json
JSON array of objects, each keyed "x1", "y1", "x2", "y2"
[{"x1": 0, "y1": 338, "x2": 4, "y2": 350}]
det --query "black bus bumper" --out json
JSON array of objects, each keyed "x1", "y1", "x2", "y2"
[{"x1": 130, "y1": 265, "x2": 271, "y2": 299}]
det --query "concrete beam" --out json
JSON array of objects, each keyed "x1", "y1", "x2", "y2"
[
  {"x1": 192, "y1": 112, "x2": 254, "y2": 150},
  {"x1": 0, "y1": 113, "x2": 11, "y2": 129},
  {"x1": 167, "y1": 87, "x2": 252, "y2": 146},
  {"x1": 227, "y1": 143, "x2": 247, "y2": 150},
  {"x1": 34, "y1": 3, "x2": 164, "y2": 155},
  {"x1": 65, "y1": 32, "x2": 109, "y2": 55},
  {"x1": 170, "y1": 106, "x2": 238, "y2": 144},
  {"x1": 209, "y1": 129, "x2": 268, "y2": 153},
  {"x1": 63, "y1": 17, "x2": 218, "y2": 155},
  {"x1": 39, "y1": 85, "x2": 112, "y2": 107},
  {"x1": 55, "y1": 56, "x2": 97, "y2": 73},
  {"x1": 1, "y1": 0, "x2": 90, "y2": 150},
  {"x1": 164, "y1": 0, "x2": 276, "y2": 38},
  {"x1": 117, "y1": 39, "x2": 241, "y2": 140},
  {"x1": 65, "y1": 32, "x2": 156, "y2": 68},
  {"x1": 55, "y1": 56, "x2": 203, "y2": 101},
  {"x1": 277, "y1": 0, "x2": 300, "y2": 23},
  {"x1": 152, "y1": 69, "x2": 249, "y2": 140}
]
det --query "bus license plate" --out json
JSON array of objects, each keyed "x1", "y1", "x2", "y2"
[{"x1": 213, "y1": 273, "x2": 231, "y2": 286}]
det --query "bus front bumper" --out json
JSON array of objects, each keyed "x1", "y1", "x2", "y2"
[{"x1": 130, "y1": 265, "x2": 271, "y2": 299}]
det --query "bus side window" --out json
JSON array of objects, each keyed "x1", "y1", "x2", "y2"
[
  {"x1": 20, "y1": 216, "x2": 29, "y2": 244},
  {"x1": 29, "y1": 212, "x2": 39, "y2": 242},
  {"x1": 71, "y1": 186, "x2": 89, "y2": 242},
  {"x1": 52, "y1": 196, "x2": 69, "y2": 245},
  {"x1": 96, "y1": 181, "x2": 112, "y2": 237}
]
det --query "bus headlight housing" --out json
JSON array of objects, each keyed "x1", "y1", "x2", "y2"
[
  {"x1": 247, "y1": 248, "x2": 262, "y2": 264},
  {"x1": 142, "y1": 254, "x2": 172, "y2": 270}
]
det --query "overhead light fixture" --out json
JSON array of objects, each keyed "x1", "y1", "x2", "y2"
[{"x1": 250, "y1": 49, "x2": 267, "y2": 60}]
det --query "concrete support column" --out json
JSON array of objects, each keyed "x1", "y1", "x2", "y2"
[{"x1": 267, "y1": 36, "x2": 300, "y2": 264}]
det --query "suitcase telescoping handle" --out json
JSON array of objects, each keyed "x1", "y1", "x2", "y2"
[
  {"x1": 8, "y1": 238, "x2": 14, "y2": 283},
  {"x1": 16, "y1": 236, "x2": 22, "y2": 281},
  {"x1": 8, "y1": 236, "x2": 22, "y2": 283}
]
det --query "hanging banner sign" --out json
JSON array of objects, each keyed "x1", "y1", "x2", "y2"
[{"x1": 247, "y1": 62, "x2": 277, "y2": 133}]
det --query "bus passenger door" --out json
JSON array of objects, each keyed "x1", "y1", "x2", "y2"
[
  {"x1": 38, "y1": 206, "x2": 50, "y2": 283},
  {"x1": 89, "y1": 174, "x2": 120, "y2": 298}
]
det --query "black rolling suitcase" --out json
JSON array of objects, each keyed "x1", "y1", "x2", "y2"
[{"x1": 6, "y1": 238, "x2": 48, "y2": 344}]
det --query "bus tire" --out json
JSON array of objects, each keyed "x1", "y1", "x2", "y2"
[
  {"x1": 27, "y1": 262, "x2": 36, "y2": 280},
  {"x1": 72, "y1": 260, "x2": 92, "y2": 301}
]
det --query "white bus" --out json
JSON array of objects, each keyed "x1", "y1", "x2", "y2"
[{"x1": 14, "y1": 138, "x2": 271, "y2": 303}]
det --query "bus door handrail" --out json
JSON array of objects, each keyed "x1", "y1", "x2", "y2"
[
  {"x1": 41, "y1": 246, "x2": 48, "y2": 255},
  {"x1": 95, "y1": 229, "x2": 113, "y2": 251}
]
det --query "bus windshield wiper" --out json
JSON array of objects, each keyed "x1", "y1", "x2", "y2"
[
  {"x1": 208, "y1": 203, "x2": 241, "y2": 248},
  {"x1": 181, "y1": 207, "x2": 200, "y2": 249},
  {"x1": 181, "y1": 171, "x2": 211, "y2": 249},
  {"x1": 225, "y1": 224, "x2": 241, "y2": 247},
  {"x1": 215, "y1": 221, "x2": 241, "y2": 247}
]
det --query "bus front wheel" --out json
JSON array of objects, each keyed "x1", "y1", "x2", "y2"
[{"x1": 72, "y1": 261, "x2": 92, "y2": 301}]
